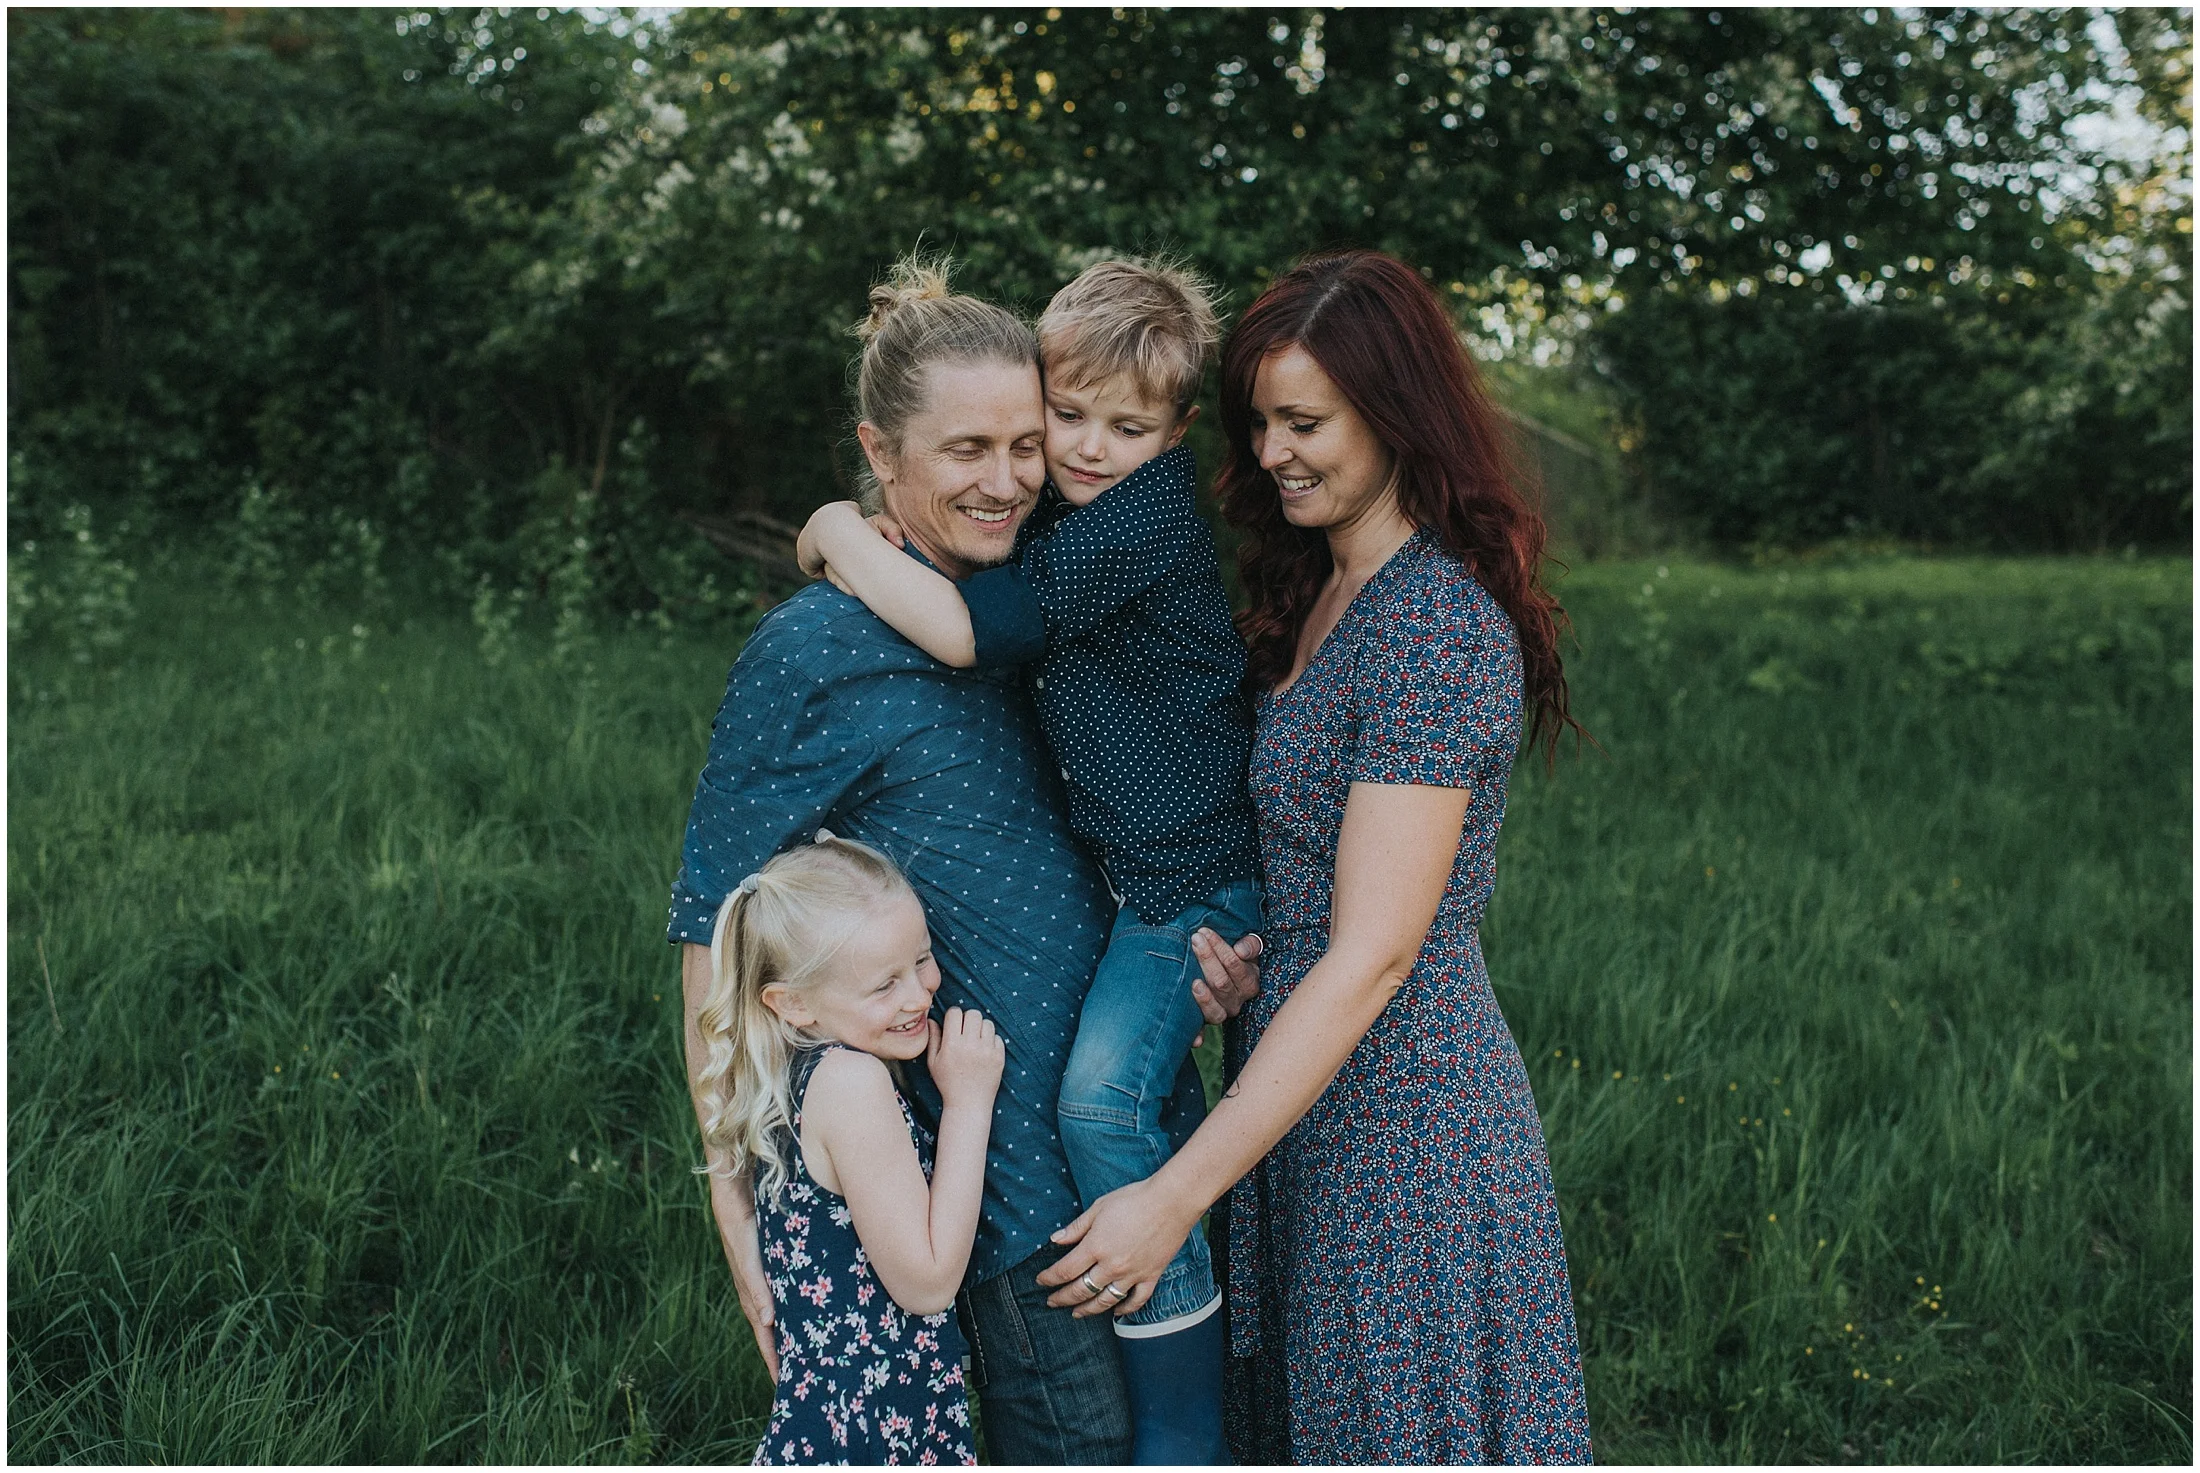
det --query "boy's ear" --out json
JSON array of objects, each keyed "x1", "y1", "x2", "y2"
[
  {"x1": 1166, "y1": 404, "x2": 1200, "y2": 447},
  {"x1": 760, "y1": 983, "x2": 814, "y2": 1028}
]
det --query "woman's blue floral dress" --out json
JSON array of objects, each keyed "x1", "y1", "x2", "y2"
[
  {"x1": 752, "y1": 1044, "x2": 976, "y2": 1466},
  {"x1": 1218, "y1": 530, "x2": 1593, "y2": 1464}
]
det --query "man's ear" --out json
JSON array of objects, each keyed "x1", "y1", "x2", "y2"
[
  {"x1": 1165, "y1": 404, "x2": 1200, "y2": 448},
  {"x1": 760, "y1": 983, "x2": 814, "y2": 1029},
  {"x1": 855, "y1": 421, "x2": 897, "y2": 493}
]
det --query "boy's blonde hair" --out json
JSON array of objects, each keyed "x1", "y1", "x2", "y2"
[
  {"x1": 692, "y1": 833, "x2": 915, "y2": 1203},
  {"x1": 1037, "y1": 256, "x2": 1222, "y2": 415}
]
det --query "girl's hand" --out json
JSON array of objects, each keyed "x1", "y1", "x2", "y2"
[
  {"x1": 1037, "y1": 1177, "x2": 1202, "y2": 1318},
  {"x1": 870, "y1": 510, "x2": 906, "y2": 548},
  {"x1": 927, "y1": 1006, "x2": 1003, "y2": 1108}
]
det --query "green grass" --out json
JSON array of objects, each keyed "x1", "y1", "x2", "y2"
[{"x1": 9, "y1": 553, "x2": 2190, "y2": 1463}]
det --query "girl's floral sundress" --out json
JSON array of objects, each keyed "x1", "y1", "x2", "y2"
[
  {"x1": 752, "y1": 1044, "x2": 976, "y2": 1466},
  {"x1": 1218, "y1": 530, "x2": 1594, "y2": 1464}
]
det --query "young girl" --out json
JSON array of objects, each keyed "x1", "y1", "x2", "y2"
[{"x1": 693, "y1": 833, "x2": 1001, "y2": 1467}]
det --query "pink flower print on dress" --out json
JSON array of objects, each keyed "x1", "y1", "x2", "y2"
[{"x1": 752, "y1": 1045, "x2": 975, "y2": 1465}]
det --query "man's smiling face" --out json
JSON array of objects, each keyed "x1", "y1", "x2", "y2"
[{"x1": 866, "y1": 358, "x2": 1047, "y2": 580}]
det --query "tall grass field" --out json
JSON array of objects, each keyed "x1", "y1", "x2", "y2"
[{"x1": 9, "y1": 553, "x2": 2190, "y2": 1463}]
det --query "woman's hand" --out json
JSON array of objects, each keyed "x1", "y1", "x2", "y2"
[
  {"x1": 927, "y1": 1006, "x2": 1003, "y2": 1109},
  {"x1": 1035, "y1": 1177, "x2": 1203, "y2": 1318}
]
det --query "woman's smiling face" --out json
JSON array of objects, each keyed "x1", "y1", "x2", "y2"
[{"x1": 1247, "y1": 344, "x2": 1399, "y2": 532}]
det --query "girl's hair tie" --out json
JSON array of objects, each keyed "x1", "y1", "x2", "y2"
[
  {"x1": 813, "y1": 828, "x2": 837, "y2": 844},
  {"x1": 736, "y1": 872, "x2": 763, "y2": 896}
]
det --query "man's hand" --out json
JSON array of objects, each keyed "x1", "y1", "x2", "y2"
[
  {"x1": 712, "y1": 1168, "x2": 779, "y2": 1381},
  {"x1": 1189, "y1": 927, "x2": 1263, "y2": 1030}
]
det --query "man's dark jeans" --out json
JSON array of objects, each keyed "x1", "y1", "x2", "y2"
[{"x1": 960, "y1": 1242, "x2": 1133, "y2": 1464}]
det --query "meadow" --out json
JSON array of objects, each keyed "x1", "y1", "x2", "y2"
[{"x1": 8, "y1": 552, "x2": 2190, "y2": 1463}]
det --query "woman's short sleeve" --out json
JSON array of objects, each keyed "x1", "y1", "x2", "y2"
[{"x1": 1350, "y1": 557, "x2": 1524, "y2": 787}]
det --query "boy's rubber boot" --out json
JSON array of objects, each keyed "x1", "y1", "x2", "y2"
[{"x1": 1117, "y1": 1305, "x2": 1231, "y2": 1465}]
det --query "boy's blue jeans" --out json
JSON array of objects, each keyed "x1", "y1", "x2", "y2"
[{"x1": 1057, "y1": 876, "x2": 1265, "y2": 1328}]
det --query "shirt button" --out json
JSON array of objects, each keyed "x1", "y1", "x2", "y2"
[
  {"x1": 1060, "y1": 767, "x2": 1070, "y2": 782},
  {"x1": 1034, "y1": 677, "x2": 1045, "y2": 689}
]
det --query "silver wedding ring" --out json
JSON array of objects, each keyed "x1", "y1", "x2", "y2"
[
  {"x1": 1101, "y1": 1282, "x2": 1127, "y2": 1301},
  {"x1": 1080, "y1": 1273, "x2": 1102, "y2": 1296}
]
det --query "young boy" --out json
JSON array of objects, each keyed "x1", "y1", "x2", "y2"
[{"x1": 797, "y1": 258, "x2": 1256, "y2": 1465}]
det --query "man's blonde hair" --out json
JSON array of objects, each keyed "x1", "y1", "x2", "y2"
[
  {"x1": 1037, "y1": 257, "x2": 1222, "y2": 415},
  {"x1": 850, "y1": 252, "x2": 1038, "y2": 510}
]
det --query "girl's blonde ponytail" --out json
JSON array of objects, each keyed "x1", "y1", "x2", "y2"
[{"x1": 692, "y1": 835, "x2": 914, "y2": 1203}]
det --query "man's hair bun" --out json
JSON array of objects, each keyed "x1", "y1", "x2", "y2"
[
  {"x1": 845, "y1": 252, "x2": 1037, "y2": 510},
  {"x1": 856, "y1": 256, "x2": 955, "y2": 343}
]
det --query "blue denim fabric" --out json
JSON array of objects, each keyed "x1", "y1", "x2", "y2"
[
  {"x1": 1057, "y1": 877, "x2": 1266, "y2": 1326},
  {"x1": 959, "y1": 1244, "x2": 1134, "y2": 1464}
]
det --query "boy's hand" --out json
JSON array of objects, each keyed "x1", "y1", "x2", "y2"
[
  {"x1": 796, "y1": 500, "x2": 866, "y2": 579},
  {"x1": 927, "y1": 1006, "x2": 1003, "y2": 1107}
]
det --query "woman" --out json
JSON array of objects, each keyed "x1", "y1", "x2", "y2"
[{"x1": 1039, "y1": 250, "x2": 1593, "y2": 1463}]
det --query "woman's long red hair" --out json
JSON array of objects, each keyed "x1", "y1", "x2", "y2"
[{"x1": 1217, "y1": 249, "x2": 1582, "y2": 764}]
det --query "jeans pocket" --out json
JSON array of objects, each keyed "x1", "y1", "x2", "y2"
[
  {"x1": 953, "y1": 1293, "x2": 987, "y2": 1391},
  {"x1": 966, "y1": 1267, "x2": 1038, "y2": 1381}
]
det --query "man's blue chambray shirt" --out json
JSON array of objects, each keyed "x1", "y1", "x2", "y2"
[
  {"x1": 957, "y1": 445, "x2": 1261, "y2": 926},
  {"x1": 667, "y1": 576, "x2": 1113, "y2": 1288}
]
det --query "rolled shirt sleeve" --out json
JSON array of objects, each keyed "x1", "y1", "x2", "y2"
[{"x1": 961, "y1": 564, "x2": 1050, "y2": 669}]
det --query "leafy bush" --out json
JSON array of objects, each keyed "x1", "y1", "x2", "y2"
[
  {"x1": 1593, "y1": 282, "x2": 2192, "y2": 549},
  {"x1": 6, "y1": 7, "x2": 2188, "y2": 597}
]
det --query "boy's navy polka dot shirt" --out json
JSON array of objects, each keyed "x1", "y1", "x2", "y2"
[
  {"x1": 668, "y1": 576, "x2": 1113, "y2": 1287},
  {"x1": 958, "y1": 445, "x2": 1260, "y2": 925}
]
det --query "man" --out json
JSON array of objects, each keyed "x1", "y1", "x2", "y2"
[{"x1": 668, "y1": 289, "x2": 1257, "y2": 1463}]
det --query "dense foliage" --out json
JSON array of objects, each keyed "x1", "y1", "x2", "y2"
[{"x1": 7, "y1": 8, "x2": 2191, "y2": 631}]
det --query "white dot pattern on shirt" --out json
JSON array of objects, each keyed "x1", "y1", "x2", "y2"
[
  {"x1": 669, "y1": 584, "x2": 1113, "y2": 1284},
  {"x1": 1008, "y1": 446, "x2": 1260, "y2": 924}
]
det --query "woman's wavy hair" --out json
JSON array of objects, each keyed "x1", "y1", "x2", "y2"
[
  {"x1": 1215, "y1": 249, "x2": 1583, "y2": 764},
  {"x1": 692, "y1": 833, "x2": 914, "y2": 1204}
]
